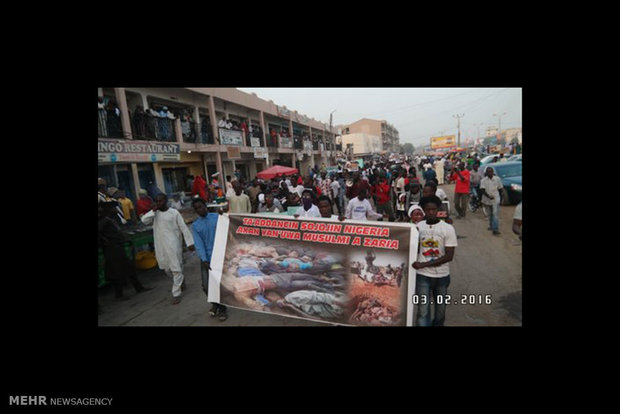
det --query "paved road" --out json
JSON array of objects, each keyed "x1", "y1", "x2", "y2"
[
  {"x1": 98, "y1": 181, "x2": 521, "y2": 327},
  {"x1": 434, "y1": 182, "x2": 522, "y2": 326}
]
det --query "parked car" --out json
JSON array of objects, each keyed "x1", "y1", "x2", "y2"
[
  {"x1": 479, "y1": 154, "x2": 500, "y2": 170},
  {"x1": 489, "y1": 161, "x2": 522, "y2": 205}
]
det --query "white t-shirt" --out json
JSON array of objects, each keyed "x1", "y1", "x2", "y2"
[
  {"x1": 416, "y1": 220, "x2": 457, "y2": 278},
  {"x1": 346, "y1": 198, "x2": 382, "y2": 221},
  {"x1": 480, "y1": 176, "x2": 503, "y2": 205},
  {"x1": 513, "y1": 202, "x2": 522, "y2": 220},
  {"x1": 297, "y1": 204, "x2": 321, "y2": 218},
  {"x1": 330, "y1": 180, "x2": 340, "y2": 196},
  {"x1": 289, "y1": 184, "x2": 304, "y2": 197}
]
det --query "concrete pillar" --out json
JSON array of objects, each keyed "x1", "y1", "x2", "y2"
[
  {"x1": 141, "y1": 94, "x2": 149, "y2": 110},
  {"x1": 208, "y1": 95, "x2": 224, "y2": 178},
  {"x1": 114, "y1": 88, "x2": 132, "y2": 139},
  {"x1": 201, "y1": 153, "x2": 208, "y2": 180},
  {"x1": 289, "y1": 115, "x2": 293, "y2": 144},
  {"x1": 153, "y1": 163, "x2": 165, "y2": 194},
  {"x1": 260, "y1": 110, "x2": 270, "y2": 167},
  {"x1": 131, "y1": 163, "x2": 141, "y2": 201},
  {"x1": 193, "y1": 106, "x2": 201, "y2": 138},
  {"x1": 309, "y1": 126, "x2": 315, "y2": 168},
  {"x1": 249, "y1": 161, "x2": 257, "y2": 180},
  {"x1": 175, "y1": 118, "x2": 183, "y2": 143}
]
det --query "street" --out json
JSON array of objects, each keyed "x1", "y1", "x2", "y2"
[{"x1": 98, "y1": 181, "x2": 522, "y2": 327}]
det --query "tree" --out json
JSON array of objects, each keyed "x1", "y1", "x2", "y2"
[{"x1": 401, "y1": 143, "x2": 415, "y2": 154}]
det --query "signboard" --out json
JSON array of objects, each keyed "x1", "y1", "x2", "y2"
[
  {"x1": 219, "y1": 128, "x2": 243, "y2": 146},
  {"x1": 208, "y1": 214, "x2": 418, "y2": 326},
  {"x1": 279, "y1": 136, "x2": 293, "y2": 148},
  {"x1": 430, "y1": 135, "x2": 456, "y2": 149},
  {"x1": 253, "y1": 147, "x2": 268, "y2": 159},
  {"x1": 98, "y1": 139, "x2": 180, "y2": 163},
  {"x1": 227, "y1": 146, "x2": 241, "y2": 159},
  {"x1": 251, "y1": 137, "x2": 261, "y2": 147}
]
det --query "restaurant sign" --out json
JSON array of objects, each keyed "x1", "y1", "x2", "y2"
[{"x1": 98, "y1": 139, "x2": 180, "y2": 163}]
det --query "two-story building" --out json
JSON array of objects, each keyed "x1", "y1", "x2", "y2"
[{"x1": 98, "y1": 88, "x2": 340, "y2": 203}]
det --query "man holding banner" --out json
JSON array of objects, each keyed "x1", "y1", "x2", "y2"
[
  {"x1": 191, "y1": 198, "x2": 228, "y2": 321},
  {"x1": 411, "y1": 196, "x2": 457, "y2": 326}
]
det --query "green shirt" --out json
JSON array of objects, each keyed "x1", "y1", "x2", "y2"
[{"x1": 228, "y1": 194, "x2": 251, "y2": 213}]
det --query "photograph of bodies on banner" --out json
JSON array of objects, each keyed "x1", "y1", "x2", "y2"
[
  {"x1": 220, "y1": 239, "x2": 350, "y2": 324},
  {"x1": 348, "y1": 249, "x2": 409, "y2": 326}
]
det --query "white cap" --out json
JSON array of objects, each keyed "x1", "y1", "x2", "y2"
[{"x1": 408, "y1": 204, "x2": 424, "y2": 217}]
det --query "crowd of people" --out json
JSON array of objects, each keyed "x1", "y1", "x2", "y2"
[{"x1": 98, "y1": 150, "x2": 522, "y2": 326}]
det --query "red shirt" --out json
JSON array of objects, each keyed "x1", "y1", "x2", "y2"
[
  {"x1": 192, "y1": 176, "x2": 207, "y2": 199},
  {"x1": 372, "y1": 181, "x2": 391, "y2": 204},
  {"x1": 136, "y1": 197, "x2": 153, "y2": 217},
  {"x1": 347, "y1": 179, "x2": 370, "y2": 199},
  {"x1": 451, "y1": 170, "x2": 471, "y2": 194}
]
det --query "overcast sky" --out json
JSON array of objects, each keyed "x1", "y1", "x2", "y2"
[{"x1": 238, "y1": 88, "x2": 521, "y2": 149}]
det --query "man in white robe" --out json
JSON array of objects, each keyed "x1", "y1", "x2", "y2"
[
  {"x1": 141, "y1": 193, "x2": 195, "y2": 304},
  {"x1": 434, "y1": 158, "x2": 445, "y2": 185}
]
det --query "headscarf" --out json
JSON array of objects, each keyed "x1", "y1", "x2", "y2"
[{"x1": 408, "y1": 204, "x2": 425, "y2": 218}]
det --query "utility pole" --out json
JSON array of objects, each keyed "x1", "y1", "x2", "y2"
[
  {"x1": 453, "y1": 113, "x2": 464, "y2": 148},
  {"x1": 328, "y1": 110, "x2": 336, "y2": 165},
  {"x1": 329, "y1": 110, "x2": 336, "y2": 149},
  {"x1": 493, "y1": 112, "x2": 507, "y2": 142}
]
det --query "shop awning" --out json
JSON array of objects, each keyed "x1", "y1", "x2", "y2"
[{"x1": 256, "y1": 165, "x2": 299, "y2": 180}]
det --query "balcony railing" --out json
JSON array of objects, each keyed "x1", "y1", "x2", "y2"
[
  {"x1": 98, "y1": 108, "x2": 125, "y2": 138},
  {"x1": 130, "y1": 113, "x2": 176, "y2": 142},
  {"x1": 181, "y1": 120, "x2": 198, "y2": 143},
  {"x1": 293, "y1": 135, "x2": 303, "y2": 149},
  {"x1": 200, "y1": 123, "x2": 215, "y2": 144}
]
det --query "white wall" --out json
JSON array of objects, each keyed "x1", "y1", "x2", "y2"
[{"x1": 341, "y1": 133, "x2": 382, "y2": 155}]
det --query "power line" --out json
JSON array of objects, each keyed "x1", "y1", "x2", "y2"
[
  {"x1": 338, "y1": 89, "x2": 483, "y2": 119},
  {"x1": 394, "y1": 89, "x2": 507, "y2": 130}
]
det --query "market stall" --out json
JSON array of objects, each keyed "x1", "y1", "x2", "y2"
[{"x1": 98, "y1": 224, "x2": 154, "y2": 288}]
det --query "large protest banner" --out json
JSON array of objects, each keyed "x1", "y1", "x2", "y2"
[{"x1": 209, "y1": 214, "x2": 419, "y2": 326}]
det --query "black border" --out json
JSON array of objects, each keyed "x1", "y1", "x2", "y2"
[{"x1": 8, "y1": 64, "x2": 540, "y2": 405}]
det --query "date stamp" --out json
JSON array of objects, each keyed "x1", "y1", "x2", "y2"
[{"x1": 411, "y1": 294, "x2": 493, "y2": 305}]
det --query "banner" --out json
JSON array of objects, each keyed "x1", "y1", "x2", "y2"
[
  {"x1": 209, "y1": 214, "x2": 419, "y2": 326},
  {"x1": 279, "y1": 136, "x2": 293, "y2": 148},
  {"x1": 226, "y1": 146, "x2": 241, "y2": 159},
  {"x1": 251, "y1": 137, "x2": 261, "y2": 147},
  {"x1": 219, "y1": 128, "x2": 243, "y2": 146},
  {"x1": 253, "y1": 147, "x2": 267, "y2": 159},
  {"x1": 430, "y1": 135, "x2": 456, "y2": 149}
]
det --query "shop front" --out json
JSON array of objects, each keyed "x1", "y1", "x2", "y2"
[{"x1": 98, "y1": 138, "x2": 182, "y2": 201}]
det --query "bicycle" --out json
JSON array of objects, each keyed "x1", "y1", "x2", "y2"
[{"x1": 468, "y1": 187, "x2": 488, "y2": 217}]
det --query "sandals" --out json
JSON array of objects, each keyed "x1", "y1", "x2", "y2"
[
  {"x1": 209, "y1": 304, "x2": 218, "y2": 317},
  {"x1": 217, "y1": 307, "x2": 228, "y2": 321},
  {"x1": 171, "y1": 296, "x2": 182, "y2": 305}
]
